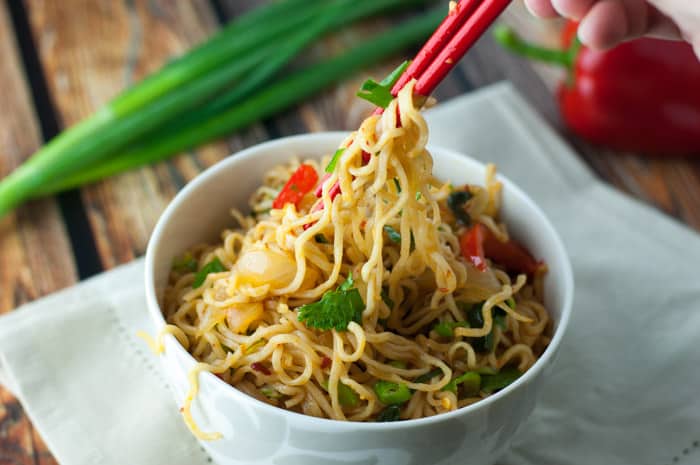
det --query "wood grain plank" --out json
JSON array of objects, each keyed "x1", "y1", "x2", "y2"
[
  {"x1": 25, "y1": 0, "x2": 270, "y2": 270},
  {"x1": 218, "y1": 1, "x2": 465, "y2": 136},
  {"x1": 0, "y1": 2, "x2": 77, "y2": 464}
]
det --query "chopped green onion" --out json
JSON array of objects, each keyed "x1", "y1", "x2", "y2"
[
  {"x1": 244, "y1": 338, "x2": 267, "y2": 355},
  {"x1": 172, "y1": 252, "x2": 197, "y2": 273},
  {"x1": 506, "y1": 297, "x2": 516, "y2": 309},
  {"x1": 415, "y1": 191, "x2": 422, "y2": 200},
  {"x1": 356, "y1": 60, "x2": 410, "y2": 108},
  {"x1": 374, "y1": 380, "x2": 412, "y2": 405},
  {"x1": 314, "y1": 233, "x2": 329, "y2": 244},
  {"x1": 476, "y1": 366, "x2": 498, "y2": 375},
  {"x1": 414, "y1": 368, "x2": 443, "y2": 384},
  {"x1": 322, "y1": 380, "x2": 360, "y2": 407},
  {"x1": 5, "y1": 2, "x2": 442, "y2": 213},
  {"x1": 442, "y1": 371, "x2": 481, "y2": 396},
  {"x1": 192, "y1": 258, "x2": 225, "y2": 288},
  {"x1": 325, "y1": 148, "x2": 345, "y2": 173},
  {"x1": 383, "y1": 225, "x2": 402, "y2": 243},
  {"x1": 432, "y1": 320, "x2": 470, "y2": 338},
  {"x1": 393, "y1": 178, "x2": 402, "y2": 193},
  {"x1": 260, "y1": 386, "x2": 283, "y2": 399},
  {"x1": 494, "y1": 309, "x2": 507, "y2": 330},
  {"x1": 480, "y1": 368, "x2": 521, "y2": 394},
  {"x1": 376, "y1": 404, "x2": 402, "y2": 422},
  {"x1": 447, "y1": 189, "x2": 472, "y2": 225}
]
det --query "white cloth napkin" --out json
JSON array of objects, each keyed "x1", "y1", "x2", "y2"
[{"x1": 1, "y1": 83, "x2": 699, "y2": 465}]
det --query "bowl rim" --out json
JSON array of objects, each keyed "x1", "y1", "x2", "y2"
[{"x1": 145, "y1": 131, "x2": 574, "y2": 431}]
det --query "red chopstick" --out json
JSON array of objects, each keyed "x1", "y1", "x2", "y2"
[
  {"x1": 311, "y1": 0, "x2": 512, "y2": 214},
  {"x1": 415, "y1": 0, "x2": 512, "y2": 96}
]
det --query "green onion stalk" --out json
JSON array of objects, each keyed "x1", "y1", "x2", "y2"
[
  {"x1": 35, "y1": 8, "x2": 444, "y2": 196},
  {"x1": 0, "y1": 0, "x2": 440, "y2": 215}
]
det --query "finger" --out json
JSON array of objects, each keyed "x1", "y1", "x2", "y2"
[
  {"x1": 550, "y1": 0, "x2": 596, "y2": 20},
  {"x1": 578, "y1": 0, "x2": 629, "y2": 49},
  {"x1": 523, "y1": 0, "x2": 559, "y2": 18},
  {"x1": 645, "y1": 5, "x2": 682, "y2": 40}
]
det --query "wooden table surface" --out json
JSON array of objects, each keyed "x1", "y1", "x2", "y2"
[{"x1": 1, "y1": 0, "x2": 699, "y2": 462}]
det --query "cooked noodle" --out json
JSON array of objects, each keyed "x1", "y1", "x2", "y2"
[{"x1": 159, "y1": 81, "x2": 550, "y2": 435}]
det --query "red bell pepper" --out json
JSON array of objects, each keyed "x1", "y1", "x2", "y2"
[
  {"x1": 460, "y1": 223, "x2": 540, "y2": 274},
  {"x1": 494, "y1": 24, "x2": 700, "y2": 157},
  {"x1": 272, "y1": 164, "x2": 319, "y2": 210},
  {"x1": 460, "y1": 223, "x2": 488, "y2": 271}
]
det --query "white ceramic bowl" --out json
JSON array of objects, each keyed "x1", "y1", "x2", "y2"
[{"x1": 145, "y1": 132, "x2": 574, "y2": 465}]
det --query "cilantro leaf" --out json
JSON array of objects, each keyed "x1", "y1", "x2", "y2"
[
  {"x1": 376, "y1": 404, "x2": 402, "y2": 422},
  {"x1": 297, "y1": 273, "x2": 365, "y2": 331},
  {"x1": 480, "y1": 368, "x2": 521, "y2": 394},
  {"x1": 325, "y1": 148, "x2": 345, "y2": 173},
  {"x1": 447, "y1": 189, "x2": 472, "y2": 225},
  {"x1": 192, "y1": 258, "x2": 225, "y2": 288},
  {"x1": 356, "y1": 60, "x2": 410, "y2": 108}
]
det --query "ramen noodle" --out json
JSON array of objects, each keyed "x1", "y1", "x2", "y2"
[{"x1": 157, "y1": 81, "x2": 550, "y2": 438}]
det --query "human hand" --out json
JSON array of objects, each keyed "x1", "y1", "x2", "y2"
[{"x1": 523, "y1": 0, "x2": 700, "y2": 56}]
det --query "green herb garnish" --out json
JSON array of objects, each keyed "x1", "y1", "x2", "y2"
[
  {"x1": 383, "y1": 225, "x2": 401, "y2": 243},
  {"x1": 374, "y1": 380, "x2": 412, "y2": 405},
  {"x1": 192, "y1": 257, "x2": 225, "y2": 288},
  {"x1": 314, "y1": 233, "x2": 329, "y2": 244},
  {"x1": 442, "y1": 371, "x2": 481, "y2": 396},
  {"x1": 393, "y1": 178, "x2": 401, "y2": 193},
  {"x1": 356, "y1": 60, "x2": 410, "y2": 108},
  {"x1": 376, "y1": 404, "x2": 402, "y2": 422},
  {"x1": 297, "y1": 273, "x2": 365, "y2": 331},
  {"x1": 173, "y1": 252, "x2": 197, "y2": 273},
  {"x1": 414, "y1": 368, "x2": 443, "y2": 384},
  {"x1": 325, "y1": 148, "x2": 345, "y2": 173},
  {"x1": 432, "y1": 320, "x2": 470, "y2": 338},
  {"x1": 322, "y1": 380, "x2": 359, "y2": 407},
  {"x1": 480, "y1": 368, "x2": 521, "y2": 394},
  {"x1": 244, "y1": 338, "x2": 267, "y2": 355},
  {"x1": 447, "y1": 189, "x2": 472, "y2": 225},
  {"x1": 260, "y1": 386, "x2": 283, "y2": 399}
]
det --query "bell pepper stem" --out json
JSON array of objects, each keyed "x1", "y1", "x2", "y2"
[{"x1": 493, "y1": 25, "x2": 577, "y2": 70}]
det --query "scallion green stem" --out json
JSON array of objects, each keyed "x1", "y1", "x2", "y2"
[
  {"x1": 0, "y1": 1, "x2": 337, "y2": 215},
  {"x1": 33, "y1": 8, "x2": 444, "y2": 196},
  {"x1": 492, "y1": 24, "x2": 576, "y2": 69}
]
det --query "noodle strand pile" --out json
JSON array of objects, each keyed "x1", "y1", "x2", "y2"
[{"x1": 160, "y1": 81, "x2": 550, "y2": 436}]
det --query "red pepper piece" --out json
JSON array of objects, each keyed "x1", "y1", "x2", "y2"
[
  {"x1": 460, "y1": 224, "x2": 487, "y2": 271},
  {"x1": 251, "y1": 362, "x2": 271, "y2": 376},
  {"x1": 320, "y1": 357, "x2": 332, "y2": 369},
  {"x1": 460, "y1": 224, "x2": 540, "y2": 274},
  {"x1": 272, "y1": 164, "x2": 319, "y2": 209},
  {"x1": 495, "y1": 23, "x2": 700, "y2": 157}
]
